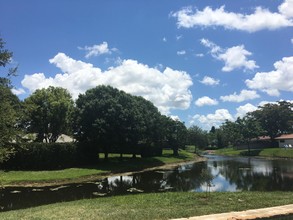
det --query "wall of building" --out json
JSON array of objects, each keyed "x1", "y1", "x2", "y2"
[{"x1": 278, "y1": 139, "x2": 293, "y2": 148}]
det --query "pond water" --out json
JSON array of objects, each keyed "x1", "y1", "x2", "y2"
[{"x1": 1, "y1": 155, "x2": 293, "y2": 212}]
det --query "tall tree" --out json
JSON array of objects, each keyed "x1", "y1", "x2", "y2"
[
  {"x1": 187, "y1": 125, "x2": 208, "y2": 149},
  {"x1": 0, "y1": 37, "x2": 20, "y2": 162},
  {"x1": 75, "y1": 85, "x2": 164, "y2": 159},
  {"x1": 250, "y1": 101, "x2": 293, "y2": 140},
  {"x1": 0, "y1": 37, "x2": 17, "y2": 85},
  {"x1": 23, "y1": 86, "x2": 74, "y2": 142}
]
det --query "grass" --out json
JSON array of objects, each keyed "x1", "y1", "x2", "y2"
[
  {"x1": 0, "y1": 191, "x2": 292, "y2": 219},
  {"x1": 215, "y1": 147, "x2": 293, "y2": 158},
  {"x1": 0, "y1": 149, "x2": 196, "y2": 186}
]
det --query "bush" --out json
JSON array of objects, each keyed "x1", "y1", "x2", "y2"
[{"x1": 1, "y1": 142, "x2": 84, "y2": 170}]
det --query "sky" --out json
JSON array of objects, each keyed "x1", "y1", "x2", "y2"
[{"x1": 1, "y1": 0, "x2": 293, "y2": 130}]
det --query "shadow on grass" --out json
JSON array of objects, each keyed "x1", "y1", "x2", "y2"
[{"x1": 240, "y1": 149, "x2": 262, "y2": 156}]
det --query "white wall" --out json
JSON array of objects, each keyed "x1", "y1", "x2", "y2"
[{"x1": 278, "y1": 139, "x2": 293, "y2": 148}]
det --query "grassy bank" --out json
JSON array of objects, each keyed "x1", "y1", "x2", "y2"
[
  {"x1": 0, "y1": 149, "x2": 196, "y2": 186},
  {"x1": 0, "y1": 191, "x2": 293, "y2": 220},
  {"x1": 215, "y1": 147, "x2": 293, "y2": 158}
]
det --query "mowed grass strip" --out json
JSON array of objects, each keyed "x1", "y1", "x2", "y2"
[
  {"x1": 216, "y1": 147, "x2": 293, "y2": 158},
  {"x1": 0, "y1": 191, "x2": 292, "y2": 220},
  {"x1": 0, "y1": 149, "x2": 196, "y2": 185}
]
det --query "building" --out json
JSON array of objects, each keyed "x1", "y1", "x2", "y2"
[{"x1": 275, "y1": 134, "x2": 293, "y2": 148}]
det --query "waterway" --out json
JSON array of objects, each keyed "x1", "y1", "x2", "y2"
[{"x1": 1, "y1": 155, "x2": 293, "y2": 211}]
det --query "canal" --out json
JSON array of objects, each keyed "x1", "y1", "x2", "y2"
[{"x1": 1, "y1": 155, "x2": 293, "y2": 211}]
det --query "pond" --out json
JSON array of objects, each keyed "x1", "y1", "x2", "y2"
[{"x1": 1, "y1": 155, "x2": 293, "y2": 212}]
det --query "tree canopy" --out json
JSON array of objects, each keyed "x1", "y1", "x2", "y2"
[{"x1": 23, "y1": 86, "x2": 74, "y2": 143}]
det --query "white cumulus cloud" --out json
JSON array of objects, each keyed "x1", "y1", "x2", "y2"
[
  {"x1": 220, "y1": 89, "x2": 260, "y2": 102},
  {"x1": 201, "y1": 39, "x2": 258, "y2": 72},
  {"x1": 245, "y1": 56, "x2": 293, "y2": 96},
  {"x1": 21, "y1": 53, "x2": 193, "y2": 115},
  {"x1": 190, "y1": 109, "x2": 234, "y2": 129},
  {"x1": 172, "y1": 2, "x2": 293, "y2": 32},
  {"x1": 78, "y1": 42, "x2": 117, "y2": 58},
  {"x1": 195, "y1": 96, "x2": 218, "y2": 107},
  {"x1": 200, "y1": 76, "x2": 219, "y2": 86},
  {"x1": 235, "y1": 103, "x2": 258, "y2": 118},
  {"x1": 279, "y1": 0, "x2": 293, "y2": 18}
]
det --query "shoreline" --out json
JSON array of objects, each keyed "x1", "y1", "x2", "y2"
[{"x1": 1, "y1": 157, "x2": 206, "y2": 188}]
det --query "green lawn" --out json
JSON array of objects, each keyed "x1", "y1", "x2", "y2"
[
  {"x1": 0, "y1": 149, "x2": 196, "y2": 186},
  {"x1": 215, "y1": 147, "x2": 293, "y2": 158},
  {"x1": 0, "y1": 191, "x2": 292, "y2": 220}
]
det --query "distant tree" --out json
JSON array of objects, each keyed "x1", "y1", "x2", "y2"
[
  {"x1": 160, "y1": 116, "x2": 187, "y2": 156},
  {"x1": 235, "y1": 116, "x2": 263, "y2": 154},
  {"x1": 219, "y1": 120, "x2": 242, "y2": 148},
  {"x1": 23, "y1": 86, "x2": 74, "y2": 143},
  {"x1": 250, "y1": 101, "x2": 293, "y2": 140},
  {"x1": 187, "y1": 125, "x2": 208, "y2": 150}
]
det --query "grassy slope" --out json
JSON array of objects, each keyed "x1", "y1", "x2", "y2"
[
  {"x1": 0, "y1": 149, "x2": 196, "y2": 185},
  {"x1": 0, "y1": 192, "x2": 293, "y2": 220},
  {"x1": 216, "y1": 147, "x2": 293, "y2": 158}
]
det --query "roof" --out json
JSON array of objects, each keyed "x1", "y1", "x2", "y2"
[{"x1": 275, "y1": 134, "x2": 293, "y2": 140}]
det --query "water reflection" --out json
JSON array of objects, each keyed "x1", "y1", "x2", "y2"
[{"x1": 1, "y1": 155, "x2": 293, "y2": 211}]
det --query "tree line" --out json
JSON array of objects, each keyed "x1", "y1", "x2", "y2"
[
  {"x1": 1, "y1": 37, "x2": 293, "y2": 167},
  {"x1": 188, "y1": 101, "x2": 293, "y2": 151}
]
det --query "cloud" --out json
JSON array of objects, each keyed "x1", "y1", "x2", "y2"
[
  {"x1": 200, "y1": 76, "x2": 219, "y2": 86},
  {"x1": 11, "y1": 88, "x2": 26, "y2": 95},
  {"x1": 21, "y1": 53, "x2": 193, "y2": 115},
  {"x1": 220, "y1": 89, "x2": 260, "y2": 103},
  {"x1": 195, "y1": 96, "x2": 218, "y2": 107},
  {"x1": 201, "y1": 39, "x2": 258, "y2": 72},
  {"x1": 235, "y1": 103, "x2": 258, "y2": 118},
  {"x1": 195, "y1": 53, "x2": 204, "y2": 57},
  {"x1": 78, "y1": 42, "x2": 117, "y2": 58},
  {"x1": 172, "y1": 2, "x2": 293, "y2": 32},
  {"x1": 279, "y1": 0, "x2": 293, "y2": 18},
  {"x1": 245, "y1": 56, "x2": 293, "y2": 96},
  {"x1": 163, "y1": 37, "x2": 167, "y2": 42},
  {"x1": 190, "y1": 109, "x2": 234, "y2": 129},
  {"x1": 291, "y1": 38, "x2": 293, "y2": 44},
  {"x1": 177, "y1": 50, "x2": 186, "y2": 56}
]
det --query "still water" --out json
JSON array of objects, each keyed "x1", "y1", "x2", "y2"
[{"x1": 1, "y1": 155, "x2": 293, "y2": 211}]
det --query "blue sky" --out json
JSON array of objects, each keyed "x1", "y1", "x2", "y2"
[{"x1": 1, "y1": 0, "x2": 293, "y2": 130}]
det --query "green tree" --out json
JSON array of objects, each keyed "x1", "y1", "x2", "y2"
[
  {"x1": 187, "y1": 125, "x2": 208, "y2": 150},
  {"x1": 0, "y1": 37, "x2": 20, "y2": 162},
  {"x1": 160, "y1": 116, "x2": 187, "y2": 156},
  {"x1": 0, "y1": 37, "x2": 17, "y2": 84},
  {"x1": 250, "y1": 101, "x2": 293, "y2": 140},
  {"x1": 23, "y1": 86, "x2": 74, "y2": 143},
  {"x1": 75, "y1": 85, "x2": 164, "y2": 160}
]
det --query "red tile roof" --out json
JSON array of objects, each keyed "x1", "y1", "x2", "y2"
[{"x1": 275, "y1": 134, "x2": 293, "y2": 140}]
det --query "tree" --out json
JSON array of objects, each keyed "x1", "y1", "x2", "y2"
[
  {"x1": 0, "y1": 37, "x2": 17, "y2": 84},
  {"x1": 250, "y1": 101, "x2": 293, "y2": 140},
  {"x1": 75, "y1": 85, "x2": 164, "y2": 160},
  {"x1": 187, "y1": 125, "x2": 208, "y2": 150},
  {"x1": 160, "y1": 116, "x2": 187, "y2": 156},
  {"x1": 23, "y1": 86, "x2": 74, "y2": 143},
  {"x1": 0, "y1": 37, "x2": 20, "y2": 162}
]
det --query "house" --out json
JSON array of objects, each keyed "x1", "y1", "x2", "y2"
[{"x1": 275, "y1": 134, "x2": 293, "y2": 148}]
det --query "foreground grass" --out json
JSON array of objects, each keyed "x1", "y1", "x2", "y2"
[
  {"x1": 216, "y1": 147, "x2": 293, "y2": 158},
  {"x1": 1, "y1": 191, "x2": 293, "y2": 220},
  {"x1": 0, "y1": 149, "x2": 196, "y2": 186}
]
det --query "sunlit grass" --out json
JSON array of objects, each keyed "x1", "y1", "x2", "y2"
[
  {"x1": 0, "y1": 191, "x2": 292, "y2": 220},
  {"x1": 215, "y1": 147, "x2": 293, "y2": 158}
]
